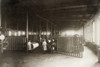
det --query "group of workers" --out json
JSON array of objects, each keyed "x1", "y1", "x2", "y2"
[
  {"x1": 27, "y1": 38, "x2": 57, "y2": 53},
  {"x1": 42, "y1": 39, "x2": 57, "y2": 53}
]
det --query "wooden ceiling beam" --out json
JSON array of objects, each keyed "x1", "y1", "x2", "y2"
[
  {"x1": 43, "y1": 4, "x2": 99, "y2": 11},
  {"x1": 36, "y1": 14, "x2": 56, "y2": 26}
]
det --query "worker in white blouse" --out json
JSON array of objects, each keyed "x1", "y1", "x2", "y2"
[
  {"x1": 27, "y1": 40, "x2": 32, "y2": 50},
  {"x1": 42, "y1": 39, "x2": 47, "y2": 52},
  {"x1": 0, "y1": 31, "x2": 5, "y2": 54}
]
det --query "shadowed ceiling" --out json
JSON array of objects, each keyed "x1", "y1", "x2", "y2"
[{"x1": 1, "y1": 0, "x2": 100, "y2": 30}]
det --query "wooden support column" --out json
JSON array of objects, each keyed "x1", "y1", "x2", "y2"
[
  {"x1": 39, "y1": 22, "x2": 42, "y2": 41},
  {"x1": 83, "y1": 24, "x2": 85, "y2": 39},
  {"x1": 0, "y1": 0, "x2": 1, "y2": 27},
  {"x1": 46, "y1": 22, "x2": 48, "y2": 39},
  {"x1": 0, "y1": 0, "x2": 2, "y2": 55},
  {"x1": 50, "y1": 23, "x2": 52, "y2": 38},
  {"x1": 32, "y1": 27, "x2": 34, "y2": 41},
  {"x1": 53, "y1": 25, "x2": 56, "y2": 37},
  {"x1": 4, "y1": 16, "x2": 7, "y2": 28},
  {"x1": 26, "y1": 11, "x2": 29, "y2": 53}
]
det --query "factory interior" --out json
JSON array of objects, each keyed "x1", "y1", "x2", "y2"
[{"x1": 0, "y1": 0, "x2": 100, "y2": 67}]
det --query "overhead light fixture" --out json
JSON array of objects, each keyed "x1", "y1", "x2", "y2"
[
  {"x1": 22, "y1": 31, "x2": 25, "y2": 35},
  {"x1": 14, "y1": 32, "x2": 17, "y2": 36},
  {"x1": 18, "y1": 31, "x2": 21, "y2": 36},
  {"x1": 8, "y1": 31, "x2": 12, "y2": 36}
]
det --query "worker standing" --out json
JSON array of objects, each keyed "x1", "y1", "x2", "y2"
[
  {"x1": 51, "y1": 39, "x2": 56, "y2": 53},
  {"x1": 42, "y1": 39, "x2": 47, "y2": 53},
  {"x1": 27, "y1": 40, "x2": 32, "y2": 51},
  {"x1": 0, "y1": 31, "x2": 5, "y2": 54}
]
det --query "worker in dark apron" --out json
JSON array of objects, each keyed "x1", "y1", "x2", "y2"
[
  {"x1": 51, "y1": 39, "x2": 56, "y2": 53},
  {"x1": 47, "y1": 39, "x2": 52, "y2": 53}
]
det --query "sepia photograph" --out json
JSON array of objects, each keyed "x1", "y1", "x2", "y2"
[{"x1": 0, "y1": 0, "x2": 100, "y2": 67}]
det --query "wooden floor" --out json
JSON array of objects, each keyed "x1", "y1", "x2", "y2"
[{"x1": 0, "y1": 47, "x2": 99, "y2": 67}]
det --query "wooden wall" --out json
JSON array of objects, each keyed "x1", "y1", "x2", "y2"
[
  {"x1": 84, "y1": 9, "x2": 100, "y2": 46},
  {"x1": 84, "y1": 21, "x2": 93, "y2": 42},
  {"x1": 57, "y1": 36, "x2": 84, "y2": 57},
  {"x1": 6, "y1": 37, "x2": 26, "y2": 50}
]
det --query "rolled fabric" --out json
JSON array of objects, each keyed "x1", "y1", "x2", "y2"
[{"x1": 32, "y1": 43, "x2": 39, "y2": 49}]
